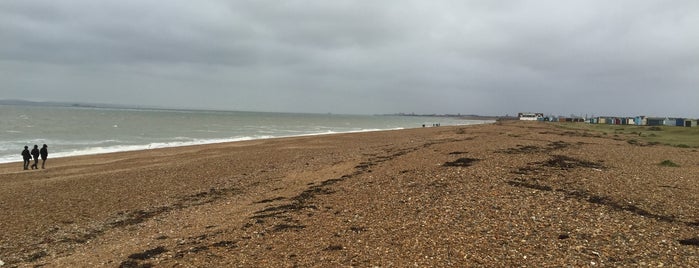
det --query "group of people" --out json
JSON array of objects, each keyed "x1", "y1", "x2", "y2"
[{"x1": 22, "y1": 144, "x2": 48, "y2": 170}]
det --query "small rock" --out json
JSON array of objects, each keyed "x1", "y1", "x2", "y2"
[{"x1": 0, "y1": 259, "x2": 4, "y2": 266}]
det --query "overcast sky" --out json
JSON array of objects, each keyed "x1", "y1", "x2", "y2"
[{"x1": 1, "y1": 1, "x2": 697, "y2": 116}]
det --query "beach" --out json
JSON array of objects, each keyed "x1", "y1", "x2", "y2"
[{"x1": 1, "y1": 121, "x2": 698, "y2": 267}]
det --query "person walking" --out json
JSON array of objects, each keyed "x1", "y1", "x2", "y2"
[
  {"x1": 21, "y1": 146, "x2": 31, "y2": 170},
  {"x1": 40, "y1": 144, "x2": 48, "y2": 169},
  {"x1": 30, "y1": 145, "x2": 40, "y2": 169}
]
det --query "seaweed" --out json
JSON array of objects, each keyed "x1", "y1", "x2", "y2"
[
  {"x1": 507, "y1": 180, "x2": 552, "y2": 191},
  {"x1": 659, "y1": 160, "x2": 680, "y2": 167},
  {"x1": 679, "y1": 238, "x2": 699, "y2": 246},
  {"x1": 127, "y1": 246, "x2": 167, "y2": 260},
  {"x1": 324, "y1": 245, "x2": 344, "y2": 251},
  {"x1": 542, "y1": 155, "x2": 604, "y2": 170},
  {"x1": 443, "y1": 158, "x2": 480, "y2": 167}
]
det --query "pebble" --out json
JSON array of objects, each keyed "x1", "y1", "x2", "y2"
[{"x1": 3, "y1": 122, "x2": 699, "y2": 266}]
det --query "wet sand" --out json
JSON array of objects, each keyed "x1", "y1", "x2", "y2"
[{"x1": 1, "y1": 121, "x2": 698, "y2": 267}]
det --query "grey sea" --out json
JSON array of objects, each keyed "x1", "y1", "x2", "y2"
[{"x1": 0, "y1": 105, "x2": 492, "y2": 164}]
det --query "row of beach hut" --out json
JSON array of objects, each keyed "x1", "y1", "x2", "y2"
[
  {"x1": 590, "y1": 116, "x2": 698, "y2": 127},
  {"x1": 580, "y1": 116, "x2": 697, "y2": 127},
  {"x1": 521, "y1": 113, "x2": 697, "y2": 127}
]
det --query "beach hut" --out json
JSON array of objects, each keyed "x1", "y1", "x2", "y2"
[
  {"x1": 634, "y1": 116, "x2": 646, "y2": 126},
  {"x1": 684, "y1": 119, "x2": 697, "y2": 127},
  {"x1": 646, "y1": 117, "x2": 665, "y2": 126},
  {"x1": 518, "y1": 113, "x2": 544, "y2": 121},
  {"x1": 605, "y1": 117, "x2": 614, "y2": 125},
  {"x1": 675, "y1": 118, "x2": 685, "y2": 127},
  {"x1": 665, "y1": 118, "x2": 678, "y2": 126}
]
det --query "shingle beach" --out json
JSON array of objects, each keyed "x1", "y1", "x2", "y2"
[{"x1": 1, "y1": 121, "x2": 698, "y2": 267}]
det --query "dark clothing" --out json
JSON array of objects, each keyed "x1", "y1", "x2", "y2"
[
  {"x1": 22, "y1": 149, "x2": 31, "y2": 160},
  {"x1": 40, "y1": 146, "x2": 48, "y2": 169},
  {"x1": 30, "y1": 147, "x2": 40, "y2": 169},
  {"x1": 22, "y1": 148, "x2": 31, "y2": 170},
  {"x1": 40, "y1": 147, "x2": 48, "y2": 160}
]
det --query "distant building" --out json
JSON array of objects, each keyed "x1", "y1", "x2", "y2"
[
  {"x1": 665, "y1": 118, "x2": 680, "y2": 127},
  {"x1": 518, "y1": 113, "x2": 544, "y2": 121},
  {"x1": 646, "y1": 117, "x2": 663, "y2": 126}
]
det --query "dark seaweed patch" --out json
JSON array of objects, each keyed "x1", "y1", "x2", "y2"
[
  {"x1": 547, "y1": 141, "x2": 570, "y2": 150},
  {"x1": 508, "y1": 175, "x2": 686, "y2": 226},
  {"x1": 249, "y1": 146, "x2": 436, "y2": 235},
  {"x1": 355, "y1": 163, "x2": 371, "y2": 169},
  {"x1": 512, "y1": 166, "x2": 541, "y2": 175},
  {"x1": 542, "y1": 155, "x2": 604, "y2": 170},
  {"x1": 127, "y1": 246, "x2": 167, "y2": 260},
  {"x1": 118, "y1": 260, "x2": 152, "y2": 268},
  {"x1": 212, "y1": 240, "x2": 238, "y2": 248},
  {"x1": 25, "y1": 250, "x2": 48, "y2": 262},
  {"x1": 563, "y1": 189, "x2": 676, "y2": 223},
  {"x1": 111, "y1": 208, "x2": 170, "y2": 227},
  {"x1": 255, "y1": 197, "x2": 286, "y2": 204},
  {"x1": 324, "y1": 245, "x2": 344, "y2": 251},
  {"x1": 500, "y1": 145, "x2": 543, "y2": 154},
  {"x1": 507, "y1": 180, "x2": 552, "y2": 191},
  {"x1": 443, "y1": 158, "x2": 479, "y2": 167},
  {"x1": 587, "y1": 195, "x2": 608, "y2": 205},
  {"x1": 188, "y1": 246, "x2": 209, "y2": 253},
  {"x1": 499, "y1": 141, "x2": 570, "y2": 154},
  {"x1": 679, "y1": 238, "x2": 699, "y2": 246},
  {"x1": 350, "y1": 226, "x2": 366, "y2": 233},
  {"x1": 273, "y1": 224, "x2": 306, "y2": 232}
]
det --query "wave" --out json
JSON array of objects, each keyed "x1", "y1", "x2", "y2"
[
  {"x1": 0, "y1": 119, "x2": 493, "y2": 165},
  {"x1": 0, "y1": 129, "x2": 391, "y2": 164}
]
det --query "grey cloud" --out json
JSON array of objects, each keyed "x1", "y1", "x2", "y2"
[{"x1": 1, "y1": 0, "x2": 698, "y2": 116}]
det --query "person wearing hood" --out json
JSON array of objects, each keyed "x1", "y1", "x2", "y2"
[
  {"x1": 40, "y1": 144, "x2": 48, "y2": 169},
  {"x1": 30, "y1": 145, "x2": 40, "y2": 169},
  {"x1": 21, "y1": 146, "x2": 31, "y2": 170}
]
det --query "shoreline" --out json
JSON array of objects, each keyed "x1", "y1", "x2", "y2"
[
  {"x1": 0, "y1": 120, "x2": 494, "y2": 166},
  {"x1": 1, "y1": 121, "x2": 697, "y2": 266}
]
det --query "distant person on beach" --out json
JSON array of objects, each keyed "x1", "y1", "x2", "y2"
[
  {"x1": 21, "y1": 146, "x2": 31, "y2": 170},
  {"x1": 40, "y1": 144, "x2": 48, "y2": 169},
  {"x1": 30, "y1": 145, "x2": 40, "y2": 169}
]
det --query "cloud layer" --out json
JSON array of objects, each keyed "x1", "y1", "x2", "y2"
[{"x1": 2, "y1": 0, "x2": 698, "y2": 116}]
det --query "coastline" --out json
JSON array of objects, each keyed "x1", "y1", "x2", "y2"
[
  {"x1": 0, "y1": 102, "x2": 494, "y2": 164},
  {"x1": 1, "y1": 121, "x2": 698, "y2": 266},
  {"x1": 0, "y1": 120, "x2": 492, "y2": 165}
]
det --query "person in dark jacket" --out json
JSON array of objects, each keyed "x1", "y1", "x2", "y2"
[
  {"x1": 30, "y1": 145, "x2": 40, "y2": 169},
  {"x1": 21, "y1": 146, "x2": 31, "y2": 170},
  {"x1": 40, "y1": 144, "x2": 48, "y2": 169}
]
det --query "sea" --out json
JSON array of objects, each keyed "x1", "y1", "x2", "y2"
[{"x1": 0, "y1": 104, "x2": 492, "y2": 164}]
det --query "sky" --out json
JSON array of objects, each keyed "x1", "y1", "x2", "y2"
[{"x1": 1, "y1": 0, "x2": 697, "y2": 116}]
